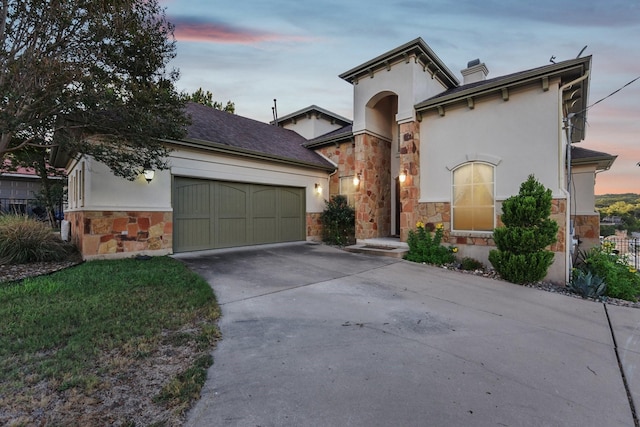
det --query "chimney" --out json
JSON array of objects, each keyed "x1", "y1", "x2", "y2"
[{"x1": 461, "y1": 59, "x2": 489, "y2": 85}]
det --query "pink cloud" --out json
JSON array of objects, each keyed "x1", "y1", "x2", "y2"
[{"x1": 171, "y1": 18, "x2": 312, "y2": 45}]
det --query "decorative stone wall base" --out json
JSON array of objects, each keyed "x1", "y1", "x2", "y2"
[
  {"x1": 572, "y1": 214, "x2": 600, "y2": 250},
  {"x1": 306, "y1": 212, "x2": 323, "y2": 242},
  {"x1": 65, "y1": 210, "x2": 173, "y2": 260}
]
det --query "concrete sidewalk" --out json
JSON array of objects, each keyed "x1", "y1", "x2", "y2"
[{"x1": 177, "y1": 242, "x2": 640, "y2": 427}]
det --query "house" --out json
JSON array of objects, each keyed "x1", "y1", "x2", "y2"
[
  {"x1": 0, "y1": 161, "x2": 64, "y2": 219},
  {"x1": 53, "y1": 37, "x2": 616, "y2": 284}
]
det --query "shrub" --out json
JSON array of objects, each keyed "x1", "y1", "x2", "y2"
[
  {"x1": 405, "y1": 222, "x2": 455, "y2": 266},
  {"x1": 320, "y1": 195, "x2": 355, "y2": 246},
  {"x1": 460, "y1": 257, "x2": 484, "y2": 271},
  {"x1": 575, "y1": 246, "x2": 640, "y2": 301},
  {"x1": 489, "y1": 175, "x2": 558, "y2": 284},
  {"x1": 0, "y1": 214, "x2": 76, "y2": 264}
]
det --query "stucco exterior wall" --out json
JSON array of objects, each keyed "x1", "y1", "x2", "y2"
[
  {"x1": 419, "y1": 80, "x2": 566, "y2": 202},
  {"x1": 570, "y1": 164, "x2": 598, "y2": 215},
  {"x1": 352, "y1": 59, "x2": 448, "y2": 135}
]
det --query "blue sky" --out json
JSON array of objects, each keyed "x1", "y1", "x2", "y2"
[{"x1": 161, "y1": 0, "x2": 639, "y2": 194}]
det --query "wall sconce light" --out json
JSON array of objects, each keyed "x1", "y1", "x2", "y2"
[
  {"x1": 353, "y1": 172, "x2": 361, "y2": 186},
  {"x1": 315, "y1": 183, "x2": 323, "y2": 195},
  {"x1": 399, "y1": 169, "x2": 407, "y2": 183},
  {"x1": 143, "y1": 165, "x2": 155, "y2": 183}
]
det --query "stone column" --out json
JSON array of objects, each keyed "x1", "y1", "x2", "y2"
[{"x1": 398, "y1": 121, "x2": 420, "y2": 241}]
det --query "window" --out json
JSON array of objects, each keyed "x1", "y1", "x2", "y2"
[
  {"x1": 339, "y1": 176, "x2": 357, "y2": 206},
  {"x1": 452, "y1": 162, "x2": 494, "y2": 231}
]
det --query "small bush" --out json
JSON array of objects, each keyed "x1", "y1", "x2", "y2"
[
  {"x1": 568, "y1": 269, "x2": 606, "y2": 299},
  {"x1": 320, "y1": 195, "x2": 355, "y2": 246},
  {"x1": 405, "y1": 222, "x2": 455, "y2": 266},
  {"x1": 489, "y1": 175, "x2": 558, "y2": 284},
  {"x1": 0, "y1": 214, "x2": 76, "y2": 264},
  {"x1": 575, "y1": 246, "x2": 640, "y2": 301},
  {"x1": 460, "y1": 257, "x2": 484, "y2": 271}
]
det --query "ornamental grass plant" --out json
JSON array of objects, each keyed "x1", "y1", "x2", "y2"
[{"x1": 0, "y1": 214, "x2": 76, "y2": 264}]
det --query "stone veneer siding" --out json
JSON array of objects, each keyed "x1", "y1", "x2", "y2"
[
  {"x1": 412, "y1": 199, "x2": 568, "y2": 253},
  {"x1": 306, "y1": 212, "x2": 323, "y2": 242},
  {"x1": 354, "y1": 133, "x2": 392, "y2": 239},
  {"x1": 398, "y1": 121, "x2": 421, "y2": 241},
  {"x1": 65, "y1": 211, "x2": 172, "y2": 259},
  {"x1": 315, "y1": 141, "x2": 356, "y2": 196},
  {"x1": 572, "y1": 214, "x2": 600, "y2": 250}
]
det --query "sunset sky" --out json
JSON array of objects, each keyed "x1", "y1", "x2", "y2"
[{"x1": 161, "y1": 0, "x2": 639, "y2": 195}]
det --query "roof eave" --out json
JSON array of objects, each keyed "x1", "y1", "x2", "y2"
[
  {"x1": 572, "y1": 154, "x2": 617, "y2": 172},
  {"x1": 165, "y1": 138, "x2": 336, "y2": 172},
  {"x1": 415, "y1": 56, "x2": 591, "y2": 112}
]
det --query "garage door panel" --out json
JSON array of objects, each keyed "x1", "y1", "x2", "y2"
[
  {"x1": 218, "y1": 183, "x2": 248, "y2": 218},
  {"x1": 280, "y1": 217, "x2": 302, "y2": 241},
  {"x1": 280, "y1": 188, "x2": 302, "y2": 216},
  {"x1": 253, "y1": 218, "x2": 277, "y2": 244},
  {"x1": 174, "y1": 181, "x2": 210, "y2": 218},
  {"x1": 217, "y1": 218, "x2": 247, "y2": 247},
  {"x1": 174, "y1": 219, "x2": 211, "y2": 251}
]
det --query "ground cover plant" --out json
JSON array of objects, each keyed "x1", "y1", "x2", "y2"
[
  {"x1": 573, "y1": 245, "x2": 640, "y2": 301},
  {"x1": 0, "y1": 256, "x2": 220, "y2": 426}
]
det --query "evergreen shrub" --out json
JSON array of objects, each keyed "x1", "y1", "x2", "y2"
[
  {"x1": 488, "y1": 175, "x2": 558, "y2": 284},
  {"x1": 320, "y1": 195, "x2": 355, "y2": 246}
]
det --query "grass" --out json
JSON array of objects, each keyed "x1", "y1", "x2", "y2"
[{"x1": 0, "y1": 256, "x2": 220, "y2": 424}]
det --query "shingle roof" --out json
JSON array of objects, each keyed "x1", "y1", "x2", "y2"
[
  {"x1": 181, "y1": 102, "x2": 335, "y2": 170},
  {"x1": 417, "y1": 56, "x2": 591, "y2": 108},
  {"x1": 303, "y1": 124, "x2": 353, "y2": 148},
  {"x1": 571, "y1": 146, "x2": 617, "y2": 171}
]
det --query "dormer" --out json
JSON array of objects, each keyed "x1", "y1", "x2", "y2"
[{"x1": 273, "y1": 105, "x2": 352, "y2": 140}]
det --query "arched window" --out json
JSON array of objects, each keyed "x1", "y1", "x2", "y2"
[{"x1": 452, "y1": 162, "x2": 495, "y2": 231}]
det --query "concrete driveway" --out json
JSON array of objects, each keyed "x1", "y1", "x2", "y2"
[{"x1": 176, "y1": 242, "x2": 640, "y2": 427}]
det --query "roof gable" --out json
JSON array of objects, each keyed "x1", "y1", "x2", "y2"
[
  {"x1": 339, "y1": 37, "x2": 459, "y2": 89},
  {"x1": 272, "y1": 105, "x2": 352, "y2": 128}
]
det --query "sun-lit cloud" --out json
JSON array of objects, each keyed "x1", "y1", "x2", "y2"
[{"x1": 170, "y1": 16, "x2": 314, "y2": 45}]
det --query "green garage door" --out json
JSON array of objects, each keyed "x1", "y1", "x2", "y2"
[{"x1": 173, "y1": 177, "x2": 306, "y2": 252}]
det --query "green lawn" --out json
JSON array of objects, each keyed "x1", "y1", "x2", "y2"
[{"x1": 0, "y1": 256, "x2": 220, "y2": 424}]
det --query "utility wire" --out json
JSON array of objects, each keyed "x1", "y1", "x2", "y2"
[{"x1": 586, "y1": 75, "x2": 640, "y2": 111}]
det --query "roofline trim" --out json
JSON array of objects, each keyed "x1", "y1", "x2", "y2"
[{"x1": 164, "y1": 138, "x2": 336, "y2": 172}]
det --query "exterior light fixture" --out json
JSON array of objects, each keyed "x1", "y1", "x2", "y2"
[
  {"x1": 399, "y1": 169, "x2": 407, "y2": 183},
  {"x1": 315, "y1": 183, "x2": 322, "y2": 195},
  {"x1": 353, "y1": 172, "x2": 361, "y2": 186},
  {"x1": 143, "y1": 165, "x2": 155, "y2": 183}
]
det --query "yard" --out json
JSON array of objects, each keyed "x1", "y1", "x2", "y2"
[{"x1": 0, "y1": 256, "x2": 220, "y2": 426}]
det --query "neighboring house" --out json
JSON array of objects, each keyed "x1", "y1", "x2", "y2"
[
  {"x1": 0, "y1": 162, "x2": 64, "y2": 219},
  {"x1": 53, "y1": 37, "x2": 616, "y2": 284}
]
